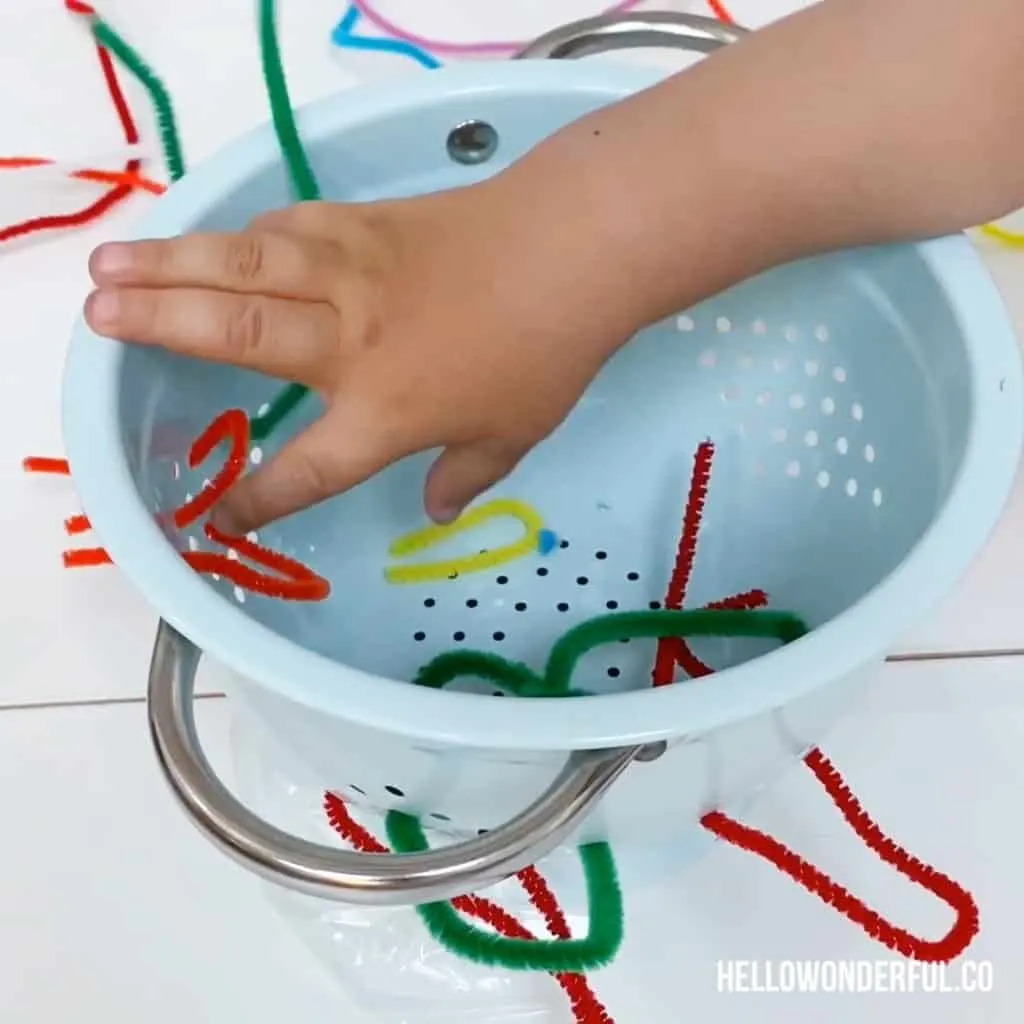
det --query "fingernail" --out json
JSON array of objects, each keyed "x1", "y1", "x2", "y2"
[
  {"x1": 432, "y1": 504, "x2": 463, "y2": 525},
  {"x1": 86, "y1": 290, "x2": 120, "y2": 331},
  {"x1": 91, "y1": 242, "x2": 134, "y2": 279}
]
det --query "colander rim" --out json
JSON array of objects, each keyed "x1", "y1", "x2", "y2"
[{"x1": 62, "y1": 60, "x2": 1024, "y2": 752}]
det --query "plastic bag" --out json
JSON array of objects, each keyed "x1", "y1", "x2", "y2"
[{"x1": 228, "y1": 698, "x2": 596, "y2": 1023}]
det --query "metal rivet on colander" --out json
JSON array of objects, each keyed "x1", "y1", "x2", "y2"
[
  {"x1": 446, "y1": 120, "x2": 499, "y2": 165},
  {"x1": 635, "y1": 741, "x2": 668, "y2": 763}
]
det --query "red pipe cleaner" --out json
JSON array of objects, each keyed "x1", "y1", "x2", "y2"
[
  {"x1": 648, "y1": 444, "x2": 979, "y2": 960},
  {"x1": 172, "y1": 409, "x2": 250, "y2": 529},
  {"x1": 702, "y1": 747, "x2": 980, "y2": 962},
  {"x1": 64, "y1": 513, "x2": 92, "y2": 535},
  {"x1": 0, "y1": 158, "x2": 165, "y2": 195},
  {"x1": 652, "y1": 440, "x2": 714, "y2": 684},
  {"x1": 22, "y1": 457, "x2": 71, "y2": 475},
  {"x1": 33, "y1": 405, "x2": 328, "y2": 599},
  {"x1": 706, "y1": 0, "x2": 735, "y2": 24},
  {"x1": 323, "y1": 793, "x2": 614, "y2": 1024},
  {"x1": 0, "y1": 0, "x2": 144, "y2": 246},
  {"x1": 62, "y1": 547, "x2": 113, "y2": 568}
]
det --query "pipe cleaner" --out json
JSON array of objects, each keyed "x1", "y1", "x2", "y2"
[{"x1": 324, "y1": 792, "x2": 615, "y2": 1023}]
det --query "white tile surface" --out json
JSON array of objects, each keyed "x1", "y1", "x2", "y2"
[
  {"x1": 0, "y1": 658, "x2": 1021, "y2": 1021},
  {"x1": 0, "y1": 698, "x2": 369, "y2": 1023}
]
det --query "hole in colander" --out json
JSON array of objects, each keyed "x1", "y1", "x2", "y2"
[
  {"x1": 250, "y1": 447, "x2": 263, "y2": 465},
  {"x1": 515, "y1": 601, "x2": 527, "y2": 611},
  {"x1": 595, "y1": 550, "x2": 607, "y2": 560},
  {"x1": 853, "y1": 403, "x2": 865, "y2": 421},
  {"x1": 466, "y1": 598, "x2": 478, "y2": 608},
  {"x1": 557, "y1": 602, "x2": 570, "y2": 612},
  {"x1": 453, "y1": 631, "x2": 466, "y2": 641},
  {"x1": 537, "y1": 567, "x2": 549, "y2": 577},
  {"x1": 430, "y1": 812, "x2": 451, "y2": 822},
  {"x1": 577, "y1": 576, "x2": 589, "y2": 586},
  {"x1": 606, "y1": 600, "x2": 619, "y2": 610},
  {"x1": 836, "y1": 436, "x2": 849, "y2": 454},
  {"x1": 846, "y1": 478, "x2": 859, "y2": 496},
  {"x1": 676, "y1": 314, "x2": 695, "y2": 332},
  {"x1": 833, "y1": 366, "x2": 847, "y2": 383},
  {"x1": 607, "y1": 667, "x2": 621, "y2": 678},
  {"x1": 349, "y1": 784, "x2": 365, "y2": 796},
  {"x1": 496, "y1": 575, "x2": 509, "y2": 585},
  {"x1": 493, "y1": 631, "x2": 505, "y2": 642},
  {"x1": 804, "y1": 360, "x2": 820, "y2": 377},
  {"x1": 424, "y1": 597, "x2": 436, "y2": 607},
  {"x1": 414, "y1": 631, "x2": 426, "y2": 641},
  {"x1": 559, "y1": 539, "x2": 569, "y2": 549},
  {"x1": 626, "y1": 571, "x2": 640, "y2": 581},
  {"x1": 873, "y1": 488, "x2": 883, "y2": 507},
  {"x1": 716, "y1": 317, "x2": 732, "y2": 333},
  {"x1": 784, "y1": 325, "x2": 799, "y2": 341},
  {"x1": 815, "y1": 325, "x2": 830, "y2": 341},
  {"x1": 648, "y1": 600, "x2": 661, "y2": 610},
  {"x1": 864, "y1": 444, "x2": 876, "y2": 462},
  {"x1": 789, "y1": 394, "x2": 806, "y2": 410},
  {"x1": 786, "y1": 460, "x2": 801, "y2": 478},
  {"x1": 816, "y1": 470, "x2": 831, "y2": 488},
  {"x1": 447, "y1": 119, "x2": 499, "y2": 165},
  {"x1": 385, "y1": 785, "x2": 405, "y2": 798},
  {"x1": 822, "y1": 397, "x2": 836, "y2": 415}
]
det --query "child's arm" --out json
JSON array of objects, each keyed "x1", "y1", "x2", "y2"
[
  {"x1": 84, "y1": 0, "x2": 1024, "y2": 531},
  {"x1": 500, "y1": 0, "x2": 1024, "y2": 333}
]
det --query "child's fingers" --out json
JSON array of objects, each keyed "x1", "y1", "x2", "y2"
[
  {"x1": 423, "y1": 441, "x2": 525, "y2": 524},
  {"x1": 249, "y1": 202, "x2": 363, "y2": 243},
  {"x1": 211, "y1": 409, "x2": 405, "y2": 533},
  {"x1": 88, "y1": 232, "x2": 341, "y2": 301},
  {"x1": 84, "y1": 287, "x2": 337, "y2": 385}
]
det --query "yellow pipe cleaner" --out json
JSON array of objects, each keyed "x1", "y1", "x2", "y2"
[
  {"x1": 385, "y1": 498, "x2": 544, "y2": 584},
  {"x1": 979, "y1": 222, "x2": 1024, "y2": 247}
]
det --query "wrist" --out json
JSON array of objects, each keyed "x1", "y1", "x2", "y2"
[{"x1": 492, "y1": 94, "x2": 798, "y2": 345}]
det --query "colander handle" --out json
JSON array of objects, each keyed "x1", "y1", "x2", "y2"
[
  {"x1": 513, "y1": 11, "x2": 747, "y2": 61},
  {"x1": 148, "y1": 619, "x2": 662, "y2": 906}
]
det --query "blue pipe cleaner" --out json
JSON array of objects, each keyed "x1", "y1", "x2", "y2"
[{"x1": 332, "y1": 5, "x2": 443, "y2": 69}]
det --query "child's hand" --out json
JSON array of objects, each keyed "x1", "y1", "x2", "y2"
[{"x1": 84, "y1": 183, "x2": 637, "y2": 532}]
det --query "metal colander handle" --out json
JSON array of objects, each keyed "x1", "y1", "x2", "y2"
[
  {"x1": 514, "y1": 11, "x2": 746, "y2": 60},
  {"x1": 147, "y1": 9, "x2": 743, "y2": 907}
]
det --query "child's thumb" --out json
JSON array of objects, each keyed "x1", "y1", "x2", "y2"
[{"x1": 424, "y1": 441, "x2": 523, "y2": 525}]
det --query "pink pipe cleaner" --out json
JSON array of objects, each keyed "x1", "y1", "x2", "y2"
[{"x1": 349, "y1": 0, "x2": 647, "y2": 56}]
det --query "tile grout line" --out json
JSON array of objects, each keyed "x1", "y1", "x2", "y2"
[
  {"x1": 0, "y1": 646, "x2": 1022, "y2": 714},
  {"x1": 887, "y1": 648, "x2": 1024, "y2": 663},
  {"x1": 0, "y1": 692, "x2": 226, "y2": 713}
]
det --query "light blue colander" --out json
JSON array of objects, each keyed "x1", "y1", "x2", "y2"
[{"x1": 62, "y1": 13, "x2": 1023, "y2": 906}]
